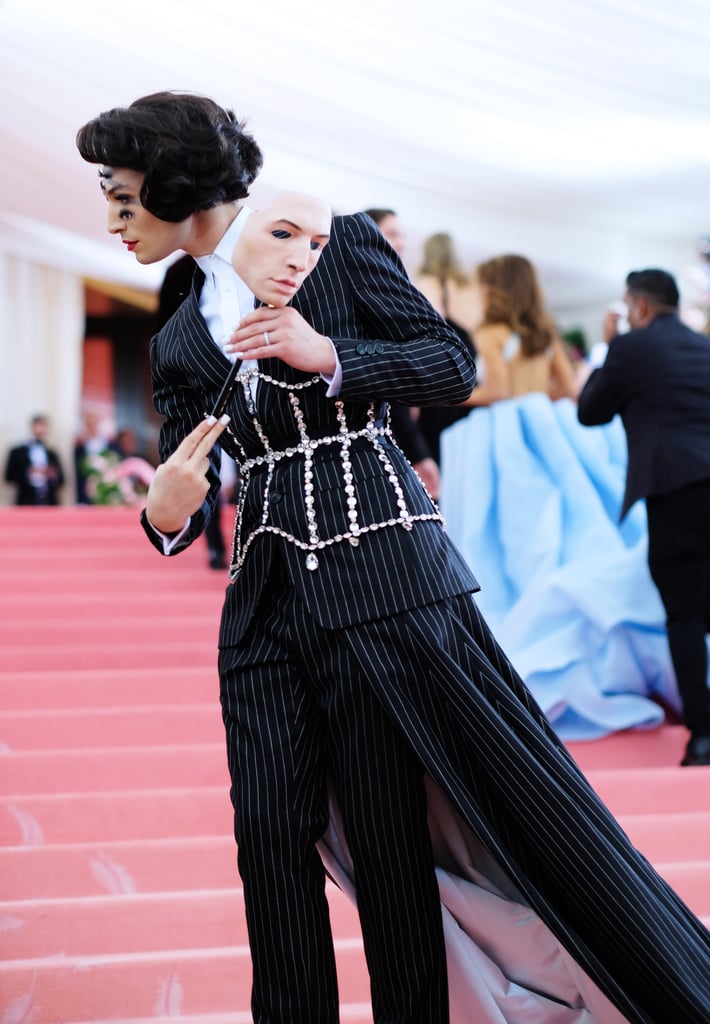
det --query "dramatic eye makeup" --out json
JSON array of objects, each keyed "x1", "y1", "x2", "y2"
[{"x1": 268, "y1": 215, "x2": 330, "y2": 251}]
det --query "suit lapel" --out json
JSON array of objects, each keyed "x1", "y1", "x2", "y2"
[{"x1": 179, "y1": 282, "x2": 234, "y2": 391}]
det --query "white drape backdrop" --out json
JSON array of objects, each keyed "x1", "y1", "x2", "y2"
[
  {"x1": 0, "y1": 253, "x2": 84, "y2": 505},
  {"x1": 1, "y1": 1, "x2": 708, "y2": 310}
]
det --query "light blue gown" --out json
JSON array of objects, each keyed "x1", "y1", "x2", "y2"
[{"x1": 440, "y1": 390, "x2": 682, "y2": 739}]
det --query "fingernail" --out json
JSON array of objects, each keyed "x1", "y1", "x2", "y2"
[
  {"x1": 205, "y1": 415, "x2": 217, "y2": 425},
  {"x1": 219, "y1": 414, "x2": 231, "y2": 425}
]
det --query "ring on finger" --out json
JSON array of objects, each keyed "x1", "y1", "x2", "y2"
[{"x1": 263, "y1": 331, "x2": 271, "y2": 346}]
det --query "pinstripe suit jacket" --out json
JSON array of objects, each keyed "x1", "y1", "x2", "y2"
[{"x1": 142, "y1": 212, "x2": 479, "y2": 644}]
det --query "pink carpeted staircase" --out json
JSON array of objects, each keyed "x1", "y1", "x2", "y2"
[{"x1": 1, "y1": 507, "x2": 708, "y2": 1023}]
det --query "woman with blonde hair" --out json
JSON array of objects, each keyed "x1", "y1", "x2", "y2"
[
  {"x1": 415, "y1": 232, "x2": 479, "y2": 335},
  {"x1": 413, "y1": 233, "x2": 479, "y2": 461},
  {"x1": 441, "y1": 253, "x2": 680, "y2": 742}
]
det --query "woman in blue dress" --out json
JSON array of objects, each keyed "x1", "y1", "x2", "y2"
[{"x1": 440, "y1": 254, "x2": 680, "y2": 739}]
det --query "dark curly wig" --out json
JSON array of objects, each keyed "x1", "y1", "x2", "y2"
[{"x1": 76, "y1": 91, "x2": 263, "y2": 222}]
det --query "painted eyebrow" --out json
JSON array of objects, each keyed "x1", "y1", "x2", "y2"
[
  {"x1": 273, "y1": 218, "x2": 330, "y2": 240},
  {"x1": 100, "y1": 179, "x2": 135, "y2": 196}
]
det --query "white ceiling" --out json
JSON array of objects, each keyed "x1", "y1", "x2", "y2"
[{"x1": 1, "y1": 0, "x2": 709, "y2": 313}]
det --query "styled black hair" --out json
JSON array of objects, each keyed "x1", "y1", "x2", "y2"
[
  {"x1": 76, "y1": 91, "x2": 263, "y2": 222},
  {"x1": 625, "y1": 269, "x2": 680, "y2": 309}
]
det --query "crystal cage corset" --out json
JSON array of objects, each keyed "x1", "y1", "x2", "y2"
[{"x1": 223, "y1": 368, "x2": 444, "y2": 579}]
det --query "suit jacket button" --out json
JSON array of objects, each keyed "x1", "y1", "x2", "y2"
[
  {"x1": 269, "y1": 491, "x2": 283, "y2": 505},
  {"x1": 367, "y1": 343, "x2": 377, "y2": 355},
  {"x1": 356, "y1": 342, "x2": 368, "y2": 356},
  {"x1": 375, "y1": 343, "x2": 386, "y2": 354}
]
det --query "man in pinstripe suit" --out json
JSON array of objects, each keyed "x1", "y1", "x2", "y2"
[{"x1": 78, "y1": 93, "x2": 710, "y2": 1024}]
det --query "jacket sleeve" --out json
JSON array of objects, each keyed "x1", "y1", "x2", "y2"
[
  {"x1": 49, "y1": 451, "x2": 65, "y2": 489},
  {"x1": 577, "y1": 339, "x2": 631, "y2": 426},
  {"x1": 140, "y1": 332, "x2": 222, "y2": 557},
  {"x1": 4, "y1": 447, "x2": 25, "y2": 485},
  {"x1": 327, "y1": 214, "x2": 476, "y2": 406}
]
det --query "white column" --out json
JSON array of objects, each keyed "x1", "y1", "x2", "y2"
[{"x1": 0, "y1": 253, "x2": 84, "y2": 505}]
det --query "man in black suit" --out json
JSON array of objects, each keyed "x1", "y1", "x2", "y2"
[
  {"x1": 578, "y1": 269, "x2": 710, "y2": 767},
  {"x1": 4, "y1": 413, "x2": 64, "y2": 505},
  {"x1": 77, "y1": 97, "x2": 710, "y2": 1024}
]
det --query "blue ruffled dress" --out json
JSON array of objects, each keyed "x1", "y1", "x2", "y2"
[{"x1": 440, "y1": 392, "x2": 682, "y2": 739}]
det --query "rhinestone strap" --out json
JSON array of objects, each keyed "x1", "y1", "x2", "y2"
[{"x1": 224, "y1": 368, "x2": 443, "y2": 580}]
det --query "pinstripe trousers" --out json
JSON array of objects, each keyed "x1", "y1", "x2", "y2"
[
  {"x1": 219, "y1": 554, "x2": 710, "y2": 1024},
  {"x1": 219, "y1": 553, "x2": 448, "y2": 1024}
]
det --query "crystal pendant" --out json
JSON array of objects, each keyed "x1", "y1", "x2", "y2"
[{"x1": 305, "y1": 552, "x2": 319, "y2": 571}]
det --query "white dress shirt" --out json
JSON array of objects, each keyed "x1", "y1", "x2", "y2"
[
  {"x1": 194, "y1": 206, "x2": 260, "y2": 399},
  {"x1": 27, "y1": 439, "x2": 49, "y2": 491}
]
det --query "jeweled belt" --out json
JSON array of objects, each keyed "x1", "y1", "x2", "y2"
[{"x1": 222, "y1": 370, "x2": 443, "y2": 580}]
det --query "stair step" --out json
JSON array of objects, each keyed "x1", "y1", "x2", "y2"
[
  {"x1": 1, "y1": 643, "x2": 217, "y2": 672},
  {"x1": 3, "y1": 863, "x2": 708, "y2": 964},
  {"x1": 566, "y1": 725, "x2": 689, "y2": 770},
  {"x1": 583, "y1": 764, "x2": 710, "y2": 814},
  {"x1": 654, "y1": 861, "x2": 710, "y2": 916},
  {"x1": 0, "y1": 836, "x2": 236, "y2": 899},
  {"x1": 0, "y1": 941, "x2": 370, "y2": 1021},
  {"x1": 0, "y1": 882, "x2": 362, "y2": 959},
  {"x1": 0, "y1": 668, "x2": 218, "y2": 710},
  {"x1": 0, "y1": 788, "x2": 232, "y2": 844},
  {"x1": 1, "y1": 705, "x2": 222, "y2": 749},
  {"x1": 3, "y1": 837, "x2": 709, "y2": 917},
  {"x1": 4, "y1": 743, "x2": 708, "y2": 813},
  {"x1": 0, "y1": 549, "x2": 187, "y2": 570},
  {"x1": 0, "y1": 746, "x2": 227, "y2": 796},
  {"x1": 0, "y1": 568, "x2": 221, "y2": 596},
  {"x1": 0, "y1": 590, "x2": 224, "y2": 616},
  {"x1": 58, "y1": 1009, "x2": 373, "y2": 1024},
  {"x1": 0, "y1": 614, "x2": 220, "y2": 647},
  {"x1": 616, "y1": 811, "x2": 710, "y2": 862}
]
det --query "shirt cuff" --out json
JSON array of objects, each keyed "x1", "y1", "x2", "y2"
[
  {"x1": 147, "y1": 514, "x2": 192, "y2": 554},
  {"x1": 323, "y1": 338, "x2": 342, "y2": 397}
]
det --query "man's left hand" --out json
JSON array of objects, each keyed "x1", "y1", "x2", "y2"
[{"x1": 225, "y1": 307, "x2": 336, "y2": 375}]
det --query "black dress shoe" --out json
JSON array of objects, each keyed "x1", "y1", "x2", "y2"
[{"x1": 680, "y1": 735, "x2": 710, "y2": 767}]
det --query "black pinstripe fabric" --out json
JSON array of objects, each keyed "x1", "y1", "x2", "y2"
[
  {"x1": 141, "y1": 213, "x2": 479, "y2": 640},
  {"x1": 142, "y1": 211, "x2": 710, "y2": 1023},
  {"x1": 344, "y1": 594, "x2": 710, "y2": 1023},
  {"x1": 219, "y1": 554, "x2": 448, "y2": 1023}
]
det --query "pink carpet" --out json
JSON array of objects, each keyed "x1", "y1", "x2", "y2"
[{"x1": 1, "y1": 507, "x2": 708, "y2": 1023}]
